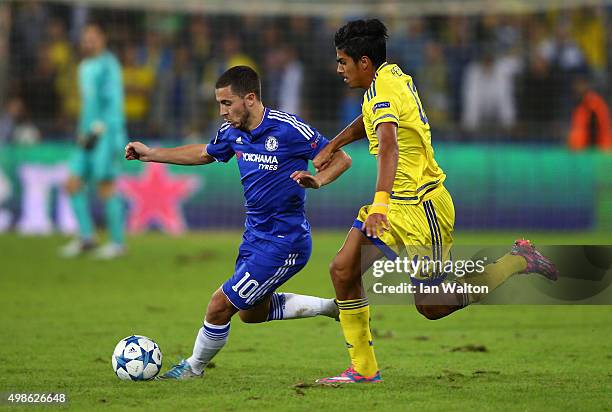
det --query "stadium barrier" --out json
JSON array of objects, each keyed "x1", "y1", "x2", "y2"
[{"x1": 0, "y1": 142, "x2": 609, "y2": 233}]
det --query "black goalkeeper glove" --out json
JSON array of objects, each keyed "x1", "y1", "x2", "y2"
[
  {"x1": 77, "y1": 122, "x2": 105, "y2": 151},
  {"x1": 77, "y1": 132, "x2": 100, "y2": 150}
]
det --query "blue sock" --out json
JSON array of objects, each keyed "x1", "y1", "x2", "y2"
[{"x1": 267, "y1": 293, "x2": 286, "y2": 321}]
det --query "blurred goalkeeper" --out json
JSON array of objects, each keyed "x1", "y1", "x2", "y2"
[
  {"x1": 126, "y1": 66, "x2": 351, "y2": 380},
  {"x1": 60, "y1": 22, "x2": 126, "y2": 259}
]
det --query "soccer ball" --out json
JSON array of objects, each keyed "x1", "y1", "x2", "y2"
[{"x1": 112, "y1": 335, "x2": 162, "y2": 381}]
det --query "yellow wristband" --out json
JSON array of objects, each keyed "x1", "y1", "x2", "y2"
[{"x1": 369, "y1": 191, "x2": 390, "y2": 215}]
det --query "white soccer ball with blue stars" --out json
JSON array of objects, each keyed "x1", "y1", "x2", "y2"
[{"x1": 112, "y1": 335, "x2": 162, "y2": 381}]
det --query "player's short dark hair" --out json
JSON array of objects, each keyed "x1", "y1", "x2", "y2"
[
  {"x1": 215, "y1": 66, "x2": 261, "y2": 100},
  {"x1": 334, "y1": 19, "x2": 388, "y2": 68}
]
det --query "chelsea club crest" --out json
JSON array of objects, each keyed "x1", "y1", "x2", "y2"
[{"x1": 265, "y1": 136, "x2": 278, "y2": 152}]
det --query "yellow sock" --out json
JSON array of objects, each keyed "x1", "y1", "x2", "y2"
[
  {"x1": 337, "y1": 298, "x2": 378, "y2": 377},
  {"x1": 458, "y1": 253, "x2": 527, "y2": 304}
]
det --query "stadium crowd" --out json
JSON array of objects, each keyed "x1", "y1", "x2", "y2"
[{"x1": 1, "y1": 1, "x2": 610, "y2": 146}]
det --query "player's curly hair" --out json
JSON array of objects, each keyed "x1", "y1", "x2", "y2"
[
  {"x1": 216, "y1": 66, "x2": 261, "y2": 100},
  {"x1": 334, "y1": 19, "x2": 388, "y2": 68}
]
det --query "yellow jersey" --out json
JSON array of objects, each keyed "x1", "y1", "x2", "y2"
[{"x1": 362, "y1": 62, "x2": 446, "y2": 205}]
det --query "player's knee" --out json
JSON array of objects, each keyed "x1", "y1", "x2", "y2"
[
  {"x1": 329, "y1": 258, "x2": 356, "y2": 284},
  {"x1": 65, "y1": 177, "x2": 81, "y2": 194},
  {"x1": 97, "y1": 181, "x2": 115, "y2": 199},
  {"x1": 415, "y1": 304, "x2": 446, "y2": 320}
]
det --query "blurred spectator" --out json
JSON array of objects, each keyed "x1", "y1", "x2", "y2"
[
  {"x1": 5, "y1": 4, "x2": 612, "y2": 143},
  {"x1": 567, "y1": 75, "x2": 611, "y2": 151},
  {"x1": 0, "y1": 97, "x2": 22, "y2": 143},
  {"x1": 287, "y1": 16, "x2": 313, "y2": 62},
  {"x1": 186, "y1": 16, "x2": 212, "y2": 83},
  {"x1": 46, "y1": 17, "x2": 77, "y2": 128},
  {"x1": 201, "y1": 33, "x2": 258, "y2": 128},
  {"x1": 47, "y1": 18, "x2": 72, "y2": 72},
  {"x1": 303, "y1": 17, "x2": 344, "y2": 133},
  {"x1": 416, "y1": 41, "x2": 450, "y2": 132},
  {"x1": 122, "y1": 43, "x2": 155, "y2": 135},
  {"x1": 21, "y1": 45, "x2": 59, "y2": 127},
  {"x1": 151, "y1": 45, "x2": 199, "y2": 140},
  {"x1": 241, "y1": 14, "x2": 269, "y2": 59},
  {"x1": 12, "y1": 1, "x2": 49, "y2": 75},
  {"x1": 264, "y1": 43, "x2": 303, "y2": 114},
  {"x1": 444, "y1": 16, "x2": 475, "y2": 124},
  {"x1": 138, "y1": 29, "x2": 172, "y2": 77},
  {"x1": 571, "y1": 7, "x2": 607, "y2": 85},
  {"x1": 539, "y1": 17, "x2": 586, "y2": 72},
  {"x1": 0, "y1": 4, "x2": 9, "y2": 107},
  {"x1": 495, "y1": 14, "x2": 524, "y2": 52},
  {"x1": 540, "y1": 18, "x2": 588, "y2": 120},
  {"x1": 338, "y1": 89, "x2": 362, "y2": 127},
  {"x1": 517, "y1": 52, "x2": 562, "y2": 139},
  {"x1": 219, "y1": 33, "x2": 258, "y2": 72},
  {"x1": 0, "y1": 96, "x2": 41, "y2": 145},
  {"x1": 388, "y1": 17, "x2": 430, "y2": 74},
  {"x1": 462, "y1": 46, "x2": 521, "y2": 135}
]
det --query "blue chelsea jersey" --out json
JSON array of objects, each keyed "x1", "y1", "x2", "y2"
[{"x1": 206, "y1": 108, "x2": 329, "y2": 243}]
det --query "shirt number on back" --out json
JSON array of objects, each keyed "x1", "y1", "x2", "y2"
[{"x1": 407, "y1": 81, "x2": 428, "y2": 125}]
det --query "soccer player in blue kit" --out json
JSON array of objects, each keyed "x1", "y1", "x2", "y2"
[{"x1": 125, "y1": 66, "x2": 352, "y2": 380}]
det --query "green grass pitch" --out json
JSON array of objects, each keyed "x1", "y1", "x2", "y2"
[{"x1": 0, "y1": 231, "x2": 610, "y2": 411}]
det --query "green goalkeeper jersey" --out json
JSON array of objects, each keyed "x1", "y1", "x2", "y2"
[{"x1": 78, "y1": 50, "x2": 126, "y2": 149}]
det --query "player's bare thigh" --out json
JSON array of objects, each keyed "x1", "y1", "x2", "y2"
[{"x1": 331, "y1": 227, "x2": 384, "y2": 300}]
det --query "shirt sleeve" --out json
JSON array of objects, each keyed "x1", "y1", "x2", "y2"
[
  {"x1": 206, "y1": 126, "x2": 234, "y2": 163},
  {"x1": 101, "y1": 57, "x2": 124, "y2": 132},
  {"x1": 368, "y1": 86, "x2": 401, "y2": 131},
  {"x1": 306, "y1": 131, "x2": 330, "y2": 160},
  {"x1": 78, "y1": 63, "x2": 100, "y2": 135},
  {"x1": 290, "y1": 126, "x2": 330, "y2": 160}
]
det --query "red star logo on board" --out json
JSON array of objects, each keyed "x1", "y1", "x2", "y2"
[{"x1": 117, "y1": 163, "x2": 199, "y2": 234}]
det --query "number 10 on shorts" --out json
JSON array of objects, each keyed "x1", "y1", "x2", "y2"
[{"x1": 231, "y1": 272, "x2": 260, "y2": 298}]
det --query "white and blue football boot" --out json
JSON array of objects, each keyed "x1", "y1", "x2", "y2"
[{"x1": 157, "y1": 359, "x2": 202, "y2": 380}]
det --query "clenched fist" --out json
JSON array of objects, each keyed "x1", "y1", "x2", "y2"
[{"x1": 125, "y1": 141, "x2": 153, "y2": 162}]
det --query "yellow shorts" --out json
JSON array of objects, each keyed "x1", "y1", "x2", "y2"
[{"x1": 355, "y1": 186, "x2": 455, "y2": 280}]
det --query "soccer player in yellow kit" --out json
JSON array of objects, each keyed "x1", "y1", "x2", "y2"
[{"x1": 314, "y1": 19, "x2": 558, "y2": 384}]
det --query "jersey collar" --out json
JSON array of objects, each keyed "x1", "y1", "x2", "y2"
[
  {"x1": 249, "y1": 107, "x2": 269, "y2": 138},
  {"x1": 375, "y1": 62, "x2": 390, "y2": 77}
]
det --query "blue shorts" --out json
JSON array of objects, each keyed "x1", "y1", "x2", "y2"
[{"x1": 222, "y1": 231, "x2": 312, "y2": 310}]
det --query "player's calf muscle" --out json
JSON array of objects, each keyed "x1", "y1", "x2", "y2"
[
  {"x1": 414, "y1": 292, "x2": 463, "y2": 320},
  {"x1": 330, "y1": 258, "x2": 362, "y2": 298},
  {"x1": 205, "y1": 289, "x2": 236, "y2": 324}
]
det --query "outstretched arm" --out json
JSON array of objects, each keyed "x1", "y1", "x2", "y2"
[
  {"x1": 312, "y1": 115, "x2": 366, "y2": 171},
  {"x1": 125, "y1": 142, "x2": 215, "y2": 165},
  {"x1": 291, "y1": 149, "x2": 352, "y2": 189}
]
